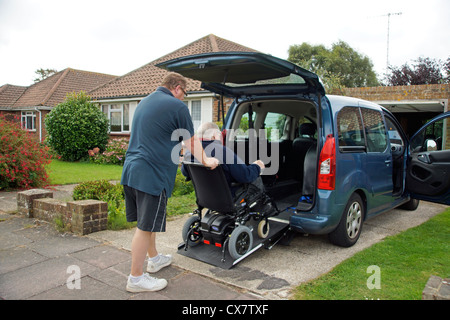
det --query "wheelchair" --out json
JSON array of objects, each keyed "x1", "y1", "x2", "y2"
[{"x1": 181, "y1": 161, "x2": 279, "y2": 261}]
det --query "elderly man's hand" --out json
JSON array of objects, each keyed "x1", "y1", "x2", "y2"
[
  {"x1": 204, "y1": 157, "x2": 219, "y2": 170},
  {"x1": 253, "y1": 160, "x2": 265, "y2": 170}
]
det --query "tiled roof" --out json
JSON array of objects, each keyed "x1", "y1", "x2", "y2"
[
  {"x1": 4, "y1": 69, "x2": 117, "y2": 109},
  {"x1": 0, "y1": 84, "x2": 27, "y2": 108},
  {"x1": 90, "y1": 34, "x2": 258, "y2": 100}
]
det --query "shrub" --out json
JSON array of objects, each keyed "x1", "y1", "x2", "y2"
[
  {"x1": 173, "y1": 168, "x2": 194, "y2": 196},
  {"x1": 45, "y1": 91, "x2": 109, "y2": 161},
  {"x1": 73, "y1": 179, "x2": 123, "y2": 205},
  {"x1": 72, "y1": 180, "x2": 132, "y2": 230},
  {"x1": 89, "y1": 137, "x2": 129, "y2": 165},
  {"x1": 0, "y1": 114, "x2": 52, "y2": 190}
]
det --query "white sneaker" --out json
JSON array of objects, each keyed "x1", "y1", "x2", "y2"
[
  {"x1": 147, "y1": 254, "x2": 172, "y2": 273},
  {"x1": 126, "y1": 273, "x2": 167, "y2": 292}
]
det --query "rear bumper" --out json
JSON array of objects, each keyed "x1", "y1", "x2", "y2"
[
  {"x1": 290, "y1": 213, "x2": 335, "y2": 234},
  {"x1": 289, "y1": 190, "x2": 344, "y2": 234}
]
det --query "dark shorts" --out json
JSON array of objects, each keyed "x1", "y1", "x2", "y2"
[{"x1": 123, "y1": 185, "x2": 167, "y2": 232}]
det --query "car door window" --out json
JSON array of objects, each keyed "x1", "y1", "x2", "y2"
[
  {"x1": 337, "y1": 107, "x2": 365, "y2": 151},
  {"x1": 410, "y1": 117, "x2": 449, "y2": 152},
  {"x1": 361, "y1": 108, "x2": 388, "y2": 153}
]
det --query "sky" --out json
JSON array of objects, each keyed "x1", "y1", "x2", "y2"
[{"x1": 0, "y1": 0, "x2": 449, "y2": 87}]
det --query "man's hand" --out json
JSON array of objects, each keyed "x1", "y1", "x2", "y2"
[
  {"x1": 253, "y1": 160, "x2": 265, "y2": 170},
  {"x1": 204, "y1": 157, "x2": 219, "y2": 170}
]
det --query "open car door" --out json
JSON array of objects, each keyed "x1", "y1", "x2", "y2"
[{"x1": 406, "y1": 111, "x2": 450, "y2": 205}]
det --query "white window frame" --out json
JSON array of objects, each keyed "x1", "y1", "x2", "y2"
[
  {"x1": 101, "y1": 103, "x2": 130, "y2": 133},
  {"x1": 183, "y1": 99, "x2": 203, "y2": 131},
  {"x1": 21, "y1": 111, "x2": 36, "y2": 131}
]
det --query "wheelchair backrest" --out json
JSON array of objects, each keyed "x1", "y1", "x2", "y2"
[{"x1": 183, "y1": 162, "x2": 236, "y2": 213}]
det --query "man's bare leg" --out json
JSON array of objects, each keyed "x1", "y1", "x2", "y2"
[
  {"x1": 130, "y1": 228, "x2": 153, "y2": 276},
  {"x1": 147, "y1": 232, "x2": 158, "y2": 258}
]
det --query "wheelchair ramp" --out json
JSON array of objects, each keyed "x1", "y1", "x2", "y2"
[{"x1": 177, "y1": 219, "x2": 290, "y2": 269}]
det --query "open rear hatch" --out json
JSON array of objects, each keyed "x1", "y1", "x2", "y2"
[{"x1": 156, "y1": 51, "x2": 325, "y2": 97}]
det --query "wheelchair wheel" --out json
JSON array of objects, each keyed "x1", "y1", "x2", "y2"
[
  {"x1": 228, "y1": 225, "x2": 253, "y2": 260},
  {"x1": 182, "y1": 215, "x2": 203, "y2": 247},
  {"x1": 257, "y1": 219, "x2": 270, "y2": 239}
]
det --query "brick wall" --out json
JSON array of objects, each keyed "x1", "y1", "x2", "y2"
[
  {"x1": 17, "y1": 189, "x2": 108, "y2": 235},
  {"x1": 212, "y1": 97, "x2": 233, "y2": 123},
  {"x1": 343, "y1": 84, "x2": 450, "y2": 102}
]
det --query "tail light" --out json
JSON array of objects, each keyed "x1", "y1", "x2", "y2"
[
  {"x1": 318, "y1": 134, "x2": 336, "y2": 190},
  {"x1": 221, "y1": 129, "x2": 227, "y2": 145}
]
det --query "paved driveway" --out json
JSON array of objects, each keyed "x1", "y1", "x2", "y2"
[{"x1": 89, "y1": 200, "x2": 447, "y2": 300}]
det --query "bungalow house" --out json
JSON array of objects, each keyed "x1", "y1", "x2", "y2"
[
  {"x1": 0, "y1": 68, "x2": 117, "y2": 142},
  {"x1": 89, "y1": 34, "x2": 257, "y2": 135}
]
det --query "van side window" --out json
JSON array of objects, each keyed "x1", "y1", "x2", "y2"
[
  {"x1": 337, "y1": 107, "x2": 365, "y2": 151},
  {"x1": 361, "y1": 108, "x2": 388, "y2": 153}
]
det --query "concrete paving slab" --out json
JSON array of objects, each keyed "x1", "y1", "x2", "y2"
[
  {"x1": 27, "y1": 233, "x2": 101, "y2": 258},
  {"x1": 29, "y1": 276, "x2": 131, "y2": 300},
  {"x1": 0, "y1": 255, "x2": 100, "y2": 299},
  {"x1": 0, "y1": 246, "x2": 48, "y2": 274},
  {"x1": 70, "y1": 244, "x2": 131, "y2": 269}
]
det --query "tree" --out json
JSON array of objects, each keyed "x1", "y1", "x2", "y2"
[
  {"x1": 34, "y1": 68, "x2": 58, "y2": 83},
  {"x1": 288, "y1": 41, "x2": 379, "y2": 90},
  {"x1": 444, "y1": 57, "x2": 450, "y2": 83},
  {"x1": 45, "y1": 91, "x2": 110, "y2": 161},
  {"x1": 383, "y1": 57, "x2": 448, "y2": 86}
]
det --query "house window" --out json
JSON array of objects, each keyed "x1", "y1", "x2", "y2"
[
  {"x1": 191, "y1": 100, "x2": 201, "y2": 130},
  {"x1": 102, "y1": 104, "x2": 130, "y2": 133},
  {"x1": 183, "y1": 100, "x2": 202, "y2": 131},
  {"x1": 21, "y1": 111, "x2": 36, "y2": 131}
]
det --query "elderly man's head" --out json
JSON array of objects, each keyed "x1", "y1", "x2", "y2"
[{"x1": 197, "y1": 122, "x2": 222, "y2": 141}]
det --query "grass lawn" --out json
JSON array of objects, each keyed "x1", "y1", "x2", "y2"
[
  {"x1": 292, "y1": 207, "x2": 450, "y2": 300},
  {"x1": 47, "y1": 159, "x2": 123, "y2": 185}
]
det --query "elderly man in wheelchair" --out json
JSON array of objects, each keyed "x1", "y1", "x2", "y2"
[{"x1": 181, "y1": 122, "x2": 278, "y2": 261}]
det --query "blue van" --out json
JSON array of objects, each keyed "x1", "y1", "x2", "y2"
[{"x1": 158, "y1": 52, "x2": 450, "y2": 247}]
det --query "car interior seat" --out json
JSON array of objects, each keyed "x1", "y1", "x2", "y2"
[{"x1": 292, "y1": 123, "x2": 317, "y2": 182}]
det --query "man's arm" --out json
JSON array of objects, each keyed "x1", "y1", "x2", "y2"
[{"x1": 184, "y1": 134, "x2": 219, "y2": 169}]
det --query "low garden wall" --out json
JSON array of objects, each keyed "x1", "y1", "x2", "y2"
[{"x1": 17, "y1": 189, "x2": 107, "y2": 235}]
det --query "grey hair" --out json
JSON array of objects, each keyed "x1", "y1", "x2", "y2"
[{"x1": 197, "y1": 122, "x2": 220, "y2": 139}]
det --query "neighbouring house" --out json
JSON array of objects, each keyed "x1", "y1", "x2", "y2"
[
  {"x1": 0, "y1": 68, "x2": 117, "y2": 142},
  {"x1": 89, "y1": 34, "x2": 258, "y2": 135}
]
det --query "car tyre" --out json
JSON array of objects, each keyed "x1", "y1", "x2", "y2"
[
  {"x1": 329, "y1": 193, "x2": 364, "y2": 247},
  {"x1": 229, "y1": 225, "x2": 253, "y2": 260},
  {"x1": 399, "y1": 198, "x2": 420, "y2": 210}
]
